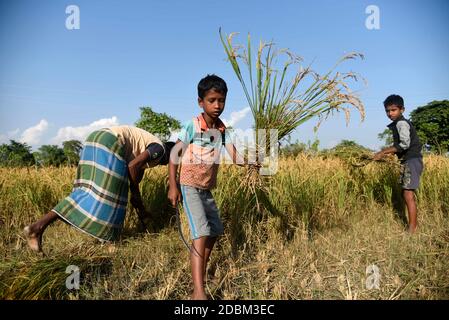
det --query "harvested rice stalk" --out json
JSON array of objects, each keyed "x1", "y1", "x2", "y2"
[
  {"x1": 220, "y1": 29, "x2": 366, "y2": 206},
  {"x1": 327, "y1": 145, "x2": 399, "y2": 167},
  {"x1": 220, "y1": 29, "x2": 365, "y2": 147},
  {"x1": 349, "y1": 153, "x2": 398, "y2": 167}
]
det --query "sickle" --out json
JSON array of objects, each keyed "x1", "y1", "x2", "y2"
[{"x1": 175, "y1": 204, "x2": 202, "y2": 257}]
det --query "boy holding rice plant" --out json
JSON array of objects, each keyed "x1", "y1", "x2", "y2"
[
  {"x1": 374, "y1": 94, "x2": 423, "y2": 233},
  {"x1": 168, "y1": 74, "x2": 245, "y2": 300}
]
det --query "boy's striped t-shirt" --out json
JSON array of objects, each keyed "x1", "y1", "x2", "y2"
[{"x1": 178, "y1": 113, "x2": 231, "y2": 190}]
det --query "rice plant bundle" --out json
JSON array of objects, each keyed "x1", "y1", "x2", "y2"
[{"x1": 219, "y1": 29, "x2": 366, "y2": 205}]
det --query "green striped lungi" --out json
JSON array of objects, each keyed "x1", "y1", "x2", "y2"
[{"x1": 52, "y1": 129, "x2": 129, "y2": 241}]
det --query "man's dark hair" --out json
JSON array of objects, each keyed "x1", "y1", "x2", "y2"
[
  {"x1": 198, "y1": 74, "x2": 228, "y2": 99},
  {"x1": 383, "y1": 94, "x2": 404, "y2": 108}
]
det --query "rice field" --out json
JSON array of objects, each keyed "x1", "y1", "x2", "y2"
[{"x1": 0, "y1": 154, "x2": 448, "y2": 300}]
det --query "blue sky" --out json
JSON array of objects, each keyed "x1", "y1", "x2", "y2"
[{"x1": 1, "y1": 0, "x2": 448, "y2": 150}]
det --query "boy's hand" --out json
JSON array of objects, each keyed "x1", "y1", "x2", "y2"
[
  {"x1": 168, "y1": 186, "x2": 182, "y2": 207},
  {"x1": 373, "y1": 151, "x2": 384, "y2": 161}
]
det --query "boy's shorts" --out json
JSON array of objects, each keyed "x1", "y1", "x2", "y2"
[
  {"x1": 400, "y1": 157, "x2": 423, "y2": 190},
  {"x1": 180, "y1": 184, "x2": 224, "y2": 240}
]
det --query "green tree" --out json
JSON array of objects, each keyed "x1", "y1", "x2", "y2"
[
  {"x1": 377, "y1": 128, "x2": 393, "y2": 148},
  {"x1": 332, "y1": 139, "x2": 371, "y2": 152},
  {"x1": 308, "y1": 138, "x2": 320, "y2": 153},
  {"x1": 35, "y1": 145, "x2": 67, "y2": 167},
  {"x1": 135, "y1": 107, "x2": 181, "y2": 142},
  {"x1": 281, "y1": 137, "x2": 321, "y2": 156},
  {"x1": 410, "y1": 100, "x2": 449, "y2": 154},
  {"x1": 281, "y1": 139, "x2": 307, "y2": 157},
  {"x1": 0, "y1": 140, "x2": 34, "y2": 167},
  {"x1": 63, "y1": 140, "x2": 83, "y2": 166}
]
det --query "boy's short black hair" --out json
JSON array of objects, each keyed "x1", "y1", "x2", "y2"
[
  {"x1": 198, "y1": 74, "x2": 228, "y2": 99},
  {"x1": 383, "y1": 94, "x2": 404, "y2": 108}
]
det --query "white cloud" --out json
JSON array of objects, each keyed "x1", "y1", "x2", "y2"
[
  {"x1": 0, "y1": 128, "x2": 20, "y2": 144},
  {"x1": 51, "y1": 116, "x2": 119, "y2": 145},
  {"x1": 20, "y1": 119, "x2": 49, "y2": 146},
  {"x1": 222, "y1": 107, "x2": 251, "y2": 128}
]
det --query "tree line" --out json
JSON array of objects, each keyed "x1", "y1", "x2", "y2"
[
  {"x1": 0, "y1": 140, "x2": 83, "y2": 167},
  {"x1": 1, "y1": 101, "x2": 447, "y2": 167},
  {"x1": 0, "y1": 106, "x2": 181, "y2": 167}
]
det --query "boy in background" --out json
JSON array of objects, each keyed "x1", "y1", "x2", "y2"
[{"x1": 374, "y1": 94, "x2": 423, "y2": 233}]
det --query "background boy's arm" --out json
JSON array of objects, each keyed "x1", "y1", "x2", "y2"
[
  {"x1": 168, "y1": 140, "x2": 185, "y2": 207},
  {"x1": 373, "y1": 146, "x2": 398, "y2": 160},
  {"x1": 374, "y1": 121, "x2": 411, "y2": 160}
]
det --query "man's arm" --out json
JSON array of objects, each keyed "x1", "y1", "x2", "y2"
[{"x1": 128, "y1": 151, "x2": 150, "y2": 216}]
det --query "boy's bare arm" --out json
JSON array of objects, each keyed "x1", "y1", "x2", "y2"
[
  {"x1": 373, "y1": 146, "x2": 398, "y2": 160},
  {"x1": 225, "y1": 143, "x2": 245, "y2": 166},
  {"x1": 375, "y1": 121, "x2": 411, "y2": 160},
  {"x1": 168, "y1": 140, "x2": 185, "y2": 207}
]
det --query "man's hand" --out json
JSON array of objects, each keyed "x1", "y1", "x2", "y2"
[
  {"x1": 130, "y1": 193, "x2": 145, "y2": 211},
  {"x1": 168, "y1": 186, "x2": 182, "y2": 207},
  {"x1": 130, "y1": 192, "x2": 150, "y2": 229},
  {"x1": 130, "y1": 193, "x2": 149, "y2": 217}
]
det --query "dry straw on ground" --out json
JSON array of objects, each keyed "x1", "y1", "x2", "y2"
[{"x1": 1, "y1": 154, "x2": 448, "y2": 299}]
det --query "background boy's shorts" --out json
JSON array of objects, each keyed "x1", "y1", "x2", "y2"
[
  {"x1": 180, "y1": 184, "x2": 224, "y2": 240},
  {"x1": 400, "y1": 157, "x2": 423, "y2": 190}
]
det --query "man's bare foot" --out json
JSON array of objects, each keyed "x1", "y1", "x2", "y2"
[
  {"x1": 191, "y1": 292, "x2": 208, "y2": 300},
  {"x1": 23, "y1": 225, "x2": 43, "y2": 252},
  {"x1": 408, "y1": 224, "x2": 417, "y2": 234}
]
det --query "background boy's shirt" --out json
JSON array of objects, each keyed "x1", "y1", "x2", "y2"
[
  {"x1": 387, "y1": 116, "x2": 422, "y2": 162},
  {"x1": 178, "y1": 113, "x2": 232, "y2": 190}
]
